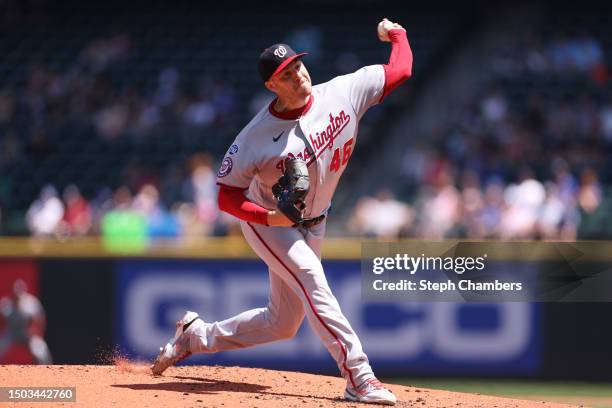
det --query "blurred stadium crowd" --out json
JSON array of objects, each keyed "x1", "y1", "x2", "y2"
[
  {"x1": 352, "y1": 12, "x2": 612, "y2": 240},
  {"x1": 0, "y1": 3, "x2": 611, "y2": 240},
  {"x1": 0, "y1": 31, "x2": 241, "y2": 238},
  {"x1": 22, "y1": 154, "x2": 236, "y2": 239}
]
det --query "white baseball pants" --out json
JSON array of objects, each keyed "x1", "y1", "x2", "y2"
[{"x1": 188, "y1": 219, "x2": 374, "y2": 388}]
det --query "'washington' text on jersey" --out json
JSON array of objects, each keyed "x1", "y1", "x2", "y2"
[{"x1": 309, "y1": 111, "x2": 351, "y2": 153}]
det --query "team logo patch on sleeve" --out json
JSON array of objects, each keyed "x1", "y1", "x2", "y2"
[
  {"x1": 229, "y1": 144, "x2": 239, "y2": 155},
  {"x1": 217, "y1": 157, "x2": 233, "y2": 177}
]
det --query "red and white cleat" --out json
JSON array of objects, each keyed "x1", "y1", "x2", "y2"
[{"x1": 344, "y1": 378, "x2": 397, "y2": 405}]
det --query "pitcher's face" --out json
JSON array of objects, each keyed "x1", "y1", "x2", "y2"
[{"x1": 266, "y1": 59, "x2": 312, "y2": 99}]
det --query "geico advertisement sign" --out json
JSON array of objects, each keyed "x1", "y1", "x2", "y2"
[{"x1": 115, "y1": 260, "x2": 537, "y2": 372}]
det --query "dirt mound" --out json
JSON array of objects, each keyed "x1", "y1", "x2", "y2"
[{"x1": 0, "y1": 364, "x2": 576, "y2": 407}]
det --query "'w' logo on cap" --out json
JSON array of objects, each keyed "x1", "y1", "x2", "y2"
[
  {"x1": 274, "y1": 46, "x2": 287, "y2": 58},
  {"x1": 259, "y1": 43, "x2": 307, "y2": 82}
]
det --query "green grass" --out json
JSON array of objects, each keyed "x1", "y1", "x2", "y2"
[
  {"x1": 384, "y1": 378, "x2": 612, "y2": 407},
  {"x1": 386, "y1": 378, "x2": 612, "y2": 397}
]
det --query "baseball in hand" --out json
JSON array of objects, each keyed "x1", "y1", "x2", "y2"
[{"x1": 377, "y1": 18, "x2": 404, "y2": 42}]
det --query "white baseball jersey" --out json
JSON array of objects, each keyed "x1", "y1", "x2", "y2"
[{"x1": 216, "y1": 65, "x2": 385, "y2": 217}]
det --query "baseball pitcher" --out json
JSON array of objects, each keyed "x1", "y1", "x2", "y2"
[{"x1": 152, "y1": 18, "x2": 413, "y2": 405}]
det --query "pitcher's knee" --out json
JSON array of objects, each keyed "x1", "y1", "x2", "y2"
[{"x1": 269, "y1": 316, "x2": 303, "y2": 340}]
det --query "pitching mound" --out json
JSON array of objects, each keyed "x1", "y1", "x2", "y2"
[{"x1": 0, "y1": 364, "x2": 576, "y2": 407}]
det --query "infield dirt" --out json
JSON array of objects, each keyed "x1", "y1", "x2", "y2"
[{"x1": 0, "y1": 364, "x2": 578, "y2": 407}]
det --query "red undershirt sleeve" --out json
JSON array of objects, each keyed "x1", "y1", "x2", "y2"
[
  {"x1": 381, "y1": 28, "x2": 413, "y2": 100},
  {"x1": 218, "y1": 185, "x2": 269, "y2": 225}
]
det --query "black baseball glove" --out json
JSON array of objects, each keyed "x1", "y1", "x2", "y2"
[{"x1": 272, "y1": 157, "x2": 309, "y2": 225}]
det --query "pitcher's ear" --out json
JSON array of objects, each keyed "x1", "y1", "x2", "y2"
[{"x1": 264, "y1": 79, "x2": 276, "y2": 93}]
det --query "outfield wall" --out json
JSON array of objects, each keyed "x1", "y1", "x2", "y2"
[{"x1": 0, "y1": 238, "x2": 610, "y2": 380}]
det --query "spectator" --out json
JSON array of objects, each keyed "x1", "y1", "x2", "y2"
[
  {"x1": 101, "y1": 186, "x2": 147, "y2": 251},
  {"x1": 182, "y1": 153, "x2": 219, "y2": 236},
  {"x1": 418, "y1": 167, "x2": 461, "y2": 239},
  {"x1": 173, "y1": 202, "x2": 206, "y2": 238},
  {"x1": 132, "y1": 184, "x2": 179, "y2": 238},
  {"x1": 500, "y1": 176, "x2": 545, "y2": 239},
  {"x1": 25, "y1": 185, "x2": 65, "y2": 236},
  {"x1": 459, "y1": 170, "x2": 485, "y2": 238},
  {"x1": 183, "y1": 96, "x2": 215, "y2": 128},
  {"x1": 60, "y1": 184, "x2": 92, "y2": 236},
  {"x1": 537, "y1": 182, "x2": 566, "y2": 239},
  {"x1": 480, "y1": 88, "x2": 508, "y2": 124},
  {"x1": 350, "y1": 189, "x2": 414, "y2": 239},
  {"x1": 94, "y1": 103, "x2": 129, "y2": 139},
  {"x1": 577, "y1": 167, "x2": 602, "y2": 214},
  {"x1": 478, "y1": 177, "x2": 505, "y2": 238}
]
